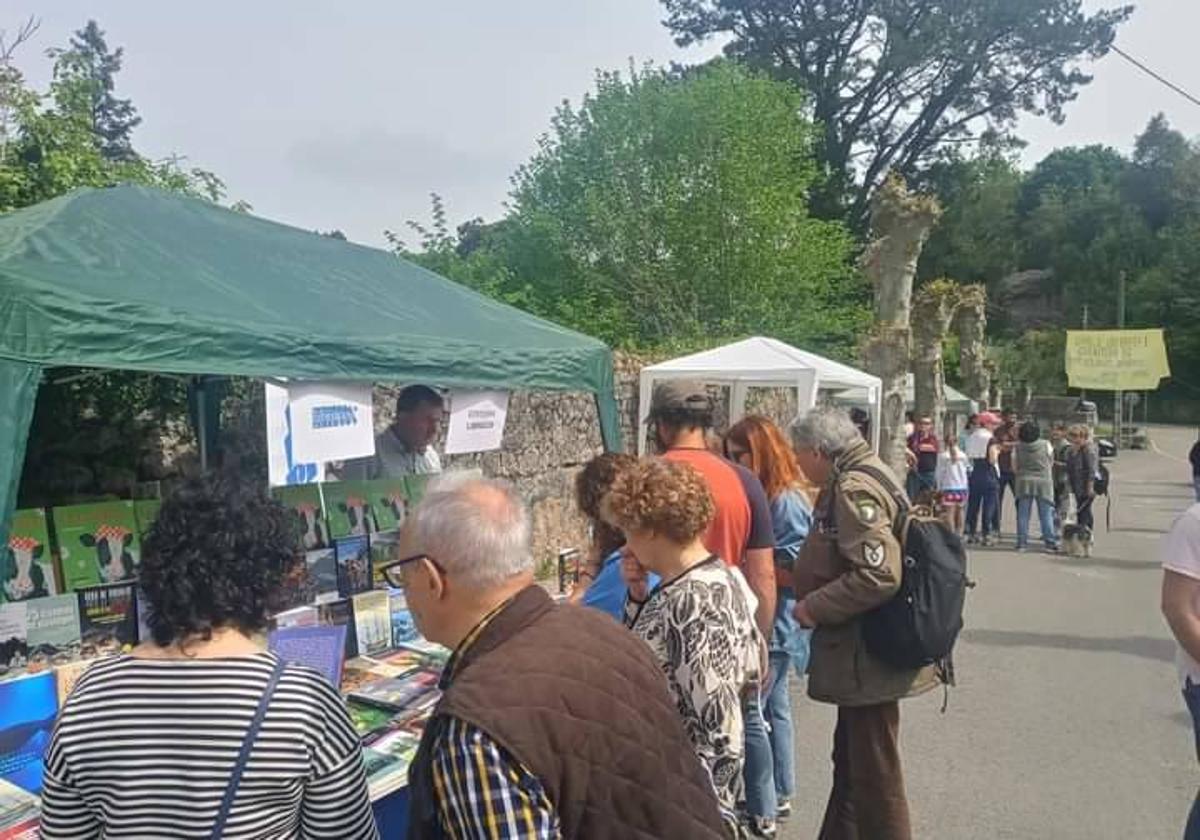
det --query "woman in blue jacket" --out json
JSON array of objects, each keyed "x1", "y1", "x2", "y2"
[{"x1": 726, "y1": 416, "x2": 815, "y2": 833}]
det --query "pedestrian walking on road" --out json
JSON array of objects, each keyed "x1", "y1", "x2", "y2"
[
  {"x1": 790, "y1": 407, "x2": 939, "y2": 840},
  {"x1": 964, "y1": 414, "x2": 1001, "y2": 546},
  {"x1": 726, "y1": 416, "x2": 817, "y2": 832},
  {"x1": 1159, "y1": 503, "x2": 1200, "y2": 839},
  {"x1": 936, "y1": 432, "x2": 969, "y2": 536}
]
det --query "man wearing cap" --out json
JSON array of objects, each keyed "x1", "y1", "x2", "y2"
[{"x1": 645, "y1": 381, "x2": 776, "y2": 637}]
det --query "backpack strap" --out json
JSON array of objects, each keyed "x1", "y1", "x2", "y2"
[
  {"x1": 211, "y1": 656, "x2": 286, "y2": 839},
  {"x1": 836, "y1": 463, "x2": 911, "y2": 540}
]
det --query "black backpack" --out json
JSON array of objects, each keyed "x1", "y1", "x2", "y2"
[{"x1": 839, "y1": 464, "x2": 970, "y2": 679}]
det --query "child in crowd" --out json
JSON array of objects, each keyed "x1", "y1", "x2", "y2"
[{"x1": 937, "y1": 431, "x2": 970, "y2": 536}]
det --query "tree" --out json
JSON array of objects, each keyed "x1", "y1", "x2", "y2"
[
  {"x1": 954, "y1": 284, "x2": 990, "y2": 404},
  {"x1": 917, "y1": 153, "x2": 1021, "y2": 287},
  {"x1": 911, "y1": 279, "x2": 961, "y2": 433},
  {"x1": 860, "y1": 175, "x2": 941, "y2": 476},
  {"x1": 441, "y1": 61, "x2": 865, "y2": 355},
  {"x1": 661, "y1": 0, "x2": 1132, "y2": 222},
  {"x1": 48, "y1": 20, "x2": 141, "y2": 162}
]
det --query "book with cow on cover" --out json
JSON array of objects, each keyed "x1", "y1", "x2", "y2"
[
  {"x1": 274, "y1": 485, "x2": 331, "y2": 551},
  {"x1": 52, "y1": 502, "x2": 141, "y2": 591},
  {"x1": 76, "y1": 582, "x2": 138, "y2": 656},
  {"x1": 2, "y1": 509, "x2": 58, "y2": 602},
  {"x1": 334, "y1": 535, "x2": 372, "y2": 598},
  {"x1": 364, "y1": 478, "x2": 410, "y2": 532},
  {"x1": 321, "y1": 482, "x2": 381, "y2": 539}
]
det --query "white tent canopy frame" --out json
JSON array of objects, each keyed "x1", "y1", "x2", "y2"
[{"x1": 637, "y1": 337, "x2": 882, "y2": 455}]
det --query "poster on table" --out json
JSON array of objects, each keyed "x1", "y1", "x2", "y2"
[
  {"x1": 444, "y1": 390, "x2": 510, "y2": 455},
  {"x1": 2, "y1": 510, "x2": 58, "y2": 602},
  {"x1": 265, "y1": 380, "x2": 326, "y2": 488}
]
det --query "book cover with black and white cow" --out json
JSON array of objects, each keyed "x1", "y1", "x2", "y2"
[
  {"x1": 321, "y1": 482, "x2": 381, "y2": 540},
  {"x1": 2, "y1": 510, "x2": 58, "y2": 603},
  {"x1": 76, "y1": 582, "x2": 138, "y2": 656},
  {"x1": 364, "y1": 479, "x2": 410, "y2": 532},
  {"x1": 274, "y1": 485, "x2": 331, "y2": 551},
  {"x1": 52, "y1": 502, "x2": 141, "y2": 591}
]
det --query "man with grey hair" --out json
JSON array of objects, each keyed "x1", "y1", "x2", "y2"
[
  {"x1": 383, "y1": 475, "x2": 728, "y2": 840},
  {"x1": 790, "y1": 407, "x2": 938, "y2": 840}
]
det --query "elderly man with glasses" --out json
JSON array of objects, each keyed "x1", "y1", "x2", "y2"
[{"x1": 380, "y1": 474, "x2": 727, "y2": 840}]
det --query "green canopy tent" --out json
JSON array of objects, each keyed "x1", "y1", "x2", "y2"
[{"x1": 0, "y1": 185, "x2": 621, "y2": 545}]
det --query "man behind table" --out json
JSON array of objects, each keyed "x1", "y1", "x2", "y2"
[
  {"x1": 646, "y1": 381, "x2": 776, "y2": 639},
  {"x1": 341, "y1": 385, "x2": 444, "y2": 480}
]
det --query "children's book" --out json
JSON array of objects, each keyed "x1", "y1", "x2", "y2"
[
  {"x1": 53, "y1": 502, "x2": 141, "y2": 590},
  {"x1": 321, "y1": 482, "x2": 380, "y2": 539},
  {"x1": 274, "y1": 485, "x2": 331, "y2": 551},
  {"x1": 2, "y1": 510, "x2": 57, "y2": 602}
]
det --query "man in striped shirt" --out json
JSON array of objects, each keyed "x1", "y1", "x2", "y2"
[{"x1": 385, "y1": 475, "x2": 727, "y2": 840}]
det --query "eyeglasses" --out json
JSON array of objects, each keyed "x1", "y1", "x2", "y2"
[{"x1": 379, "y1": 553, "x2": 445, "y2": 588}]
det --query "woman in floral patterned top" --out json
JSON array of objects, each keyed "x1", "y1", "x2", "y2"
[{"x1": 605, "y1": 457, "x2": 762, "y2": 829}]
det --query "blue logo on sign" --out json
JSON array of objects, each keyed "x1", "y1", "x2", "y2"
[{"x1": 311, "y1": 404, "x2": 359, "y2": 429}]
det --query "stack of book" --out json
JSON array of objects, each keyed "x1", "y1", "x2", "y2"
[{"x1": 0, "y1": 779, "x2": 38, "y2": 839}]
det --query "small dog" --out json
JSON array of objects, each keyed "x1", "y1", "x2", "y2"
[{"x1": 1062, "y1": 524, "x2": 1094, "y2": 558}]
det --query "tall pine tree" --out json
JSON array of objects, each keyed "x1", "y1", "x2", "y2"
[{"x1": 50, "y1": 20, "x2": 140, "y2": 162}]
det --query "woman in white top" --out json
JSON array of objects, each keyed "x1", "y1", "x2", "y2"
[
  {"x1": 964, "y1": 415, "x2": 1001, "y2": 546},
  {"x1": 936, "y1": 432, "x2": 971, "y2": 535}
]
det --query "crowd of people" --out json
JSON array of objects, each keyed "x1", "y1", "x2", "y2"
[
  {"x1": 40, "y1": 379, "x2": 939, "y2": 840},
  {"x1": 905, "y1": 409, "x2": 1102, "y2": 554}
]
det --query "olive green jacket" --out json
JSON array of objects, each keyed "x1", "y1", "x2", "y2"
[{"x1": 796, "y1": 440, "x2": 939, "y2": 707}]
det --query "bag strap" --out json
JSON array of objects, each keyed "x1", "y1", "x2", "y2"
[{"x1": 211, "y1": 656, "x2": 287, "y2": 839}]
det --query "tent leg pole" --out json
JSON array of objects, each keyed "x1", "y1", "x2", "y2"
[{"x1": 197, "y1": 384, "x2": 209, "y2": 472}]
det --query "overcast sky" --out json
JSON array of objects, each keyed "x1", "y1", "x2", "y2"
[{"x1": 14, "y1": 0, "x2": 1200, "y2": 246}]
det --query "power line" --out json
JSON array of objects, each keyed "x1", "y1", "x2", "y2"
[{"x1": 1110, "y1": 45, "x2": 1200, "y2": 110}]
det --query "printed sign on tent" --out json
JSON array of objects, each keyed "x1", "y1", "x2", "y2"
[
  {"x1": 444, "y1": 390, "x2": 510, "y2": 455},
  {"x1": 265, "y1": 381, "x2": 325, "y2": 488},
  {"x1": 287, "y1": 381, "x2": 376, "y2": 465}
]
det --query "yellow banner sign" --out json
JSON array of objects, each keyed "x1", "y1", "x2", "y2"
[{"x1": 1065, "y1": 329, "x2": 1171, "y2": 391}]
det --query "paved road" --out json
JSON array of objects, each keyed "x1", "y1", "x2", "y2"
[{"x1": 779, "y1": 425, "x2": 1196, "y2": 839}]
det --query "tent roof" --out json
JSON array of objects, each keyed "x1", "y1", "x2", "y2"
[
  {"x1": 642, "y1": 336, "x2": 880, "y2": 391},
  {"x1": 0, "y1": 185, "x2": 614, "y2": 399},
  {"x1": 835, "y1": 374, "x2": 978, "y2": 413}
]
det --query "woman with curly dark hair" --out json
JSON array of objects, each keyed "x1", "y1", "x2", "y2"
[
  {"x1": 40, "y1": 475, "x2": 378, "y2": 840},
  {"x1": 605, "y1": 458, "x2": 762, "y2": 834},
  {"x1": 570, "y1": 452, "x2": 660, "y2": 619}
]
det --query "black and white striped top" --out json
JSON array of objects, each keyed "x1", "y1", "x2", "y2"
[{"x1": 41, "y1": 653, "x2": 378, "y2": 839}]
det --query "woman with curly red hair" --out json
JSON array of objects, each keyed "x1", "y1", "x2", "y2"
[
  {"x1": 605, "y1": 458, "x2": 762, "y2": 834},
  {"x1": 725, "y1": 415, "x2": 816, "y2": 831}
]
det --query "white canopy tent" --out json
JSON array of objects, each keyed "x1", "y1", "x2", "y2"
[
  {"x1": 637, "y1": 336, "x2": 882, "y2": 454},
  {"x1": 834, "y1": 374, "x2": 978, "y2": 432}
]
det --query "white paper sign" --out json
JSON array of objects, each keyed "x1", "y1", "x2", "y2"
[
  {"x1": 444, "y1": 390, "x2": 510, "y2": 455},
  {"x1": 264, "y1": 381, "x2": 326, "y2": 487},
  {"x1": 287, "y1": 381, "x2": 376, "y2": 464}
]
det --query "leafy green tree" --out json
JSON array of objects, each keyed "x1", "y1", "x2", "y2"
[
  {"x1": 48, "y1": 20, "x2": 141, "y2": 162},
  {"x1": 495, "y1": 61, "x2": 864, "y2": 355},
  {"x1": 660, "y1": 0, "x2": 1132, "y2": 222},
  {"x1": 917, "y1": 153, "x2": 1022, "y2": 287}
]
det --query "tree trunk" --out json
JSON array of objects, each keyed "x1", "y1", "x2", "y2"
[
  {"x1": 955, "y1": 285, "x2": 990, "y2": 406},
  {"x1": 912, "y1": 281, "x2": 961, "y2": 437},
  {"x1": 860, "y1": 175, "x2": 941, "y2": 476}
]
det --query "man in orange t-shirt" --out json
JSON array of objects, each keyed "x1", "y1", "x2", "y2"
[{"x1": 646, "y1": 381, "x2": 776, "y2": 640}]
